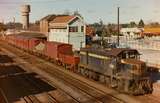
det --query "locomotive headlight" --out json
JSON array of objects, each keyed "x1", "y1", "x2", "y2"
[{"x1": 109, "y1": 64, "x2": 115, "y2": 69}]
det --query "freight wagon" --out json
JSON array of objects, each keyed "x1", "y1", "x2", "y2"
[{"x1": 5, "y1": 34, "x2": 79, "y2": 70}]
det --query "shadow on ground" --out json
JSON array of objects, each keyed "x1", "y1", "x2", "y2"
[
  {"x1": 148, "y1": 66, "x2": 160, "y2": 83},
  {"x1": 0, "y1": 55, "x2": 14, "y2": 63},
  {"x1": 0, "y1": 65, "x2": 56, "y2": 103}
]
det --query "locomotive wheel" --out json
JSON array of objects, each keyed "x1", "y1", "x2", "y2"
[
  {"x1": 88, "y1": 71, "x2": 92, "y2": 79},
  {"x1": 77, "y1": 66, "x2": 82, "y2": 73},
  {"x1": 146, "y1": 80, "x2": 153, "y2": 94},
  {"x1": 133, "y1": 81, "x2": 145, "y2": 95},
  {"x1": 139, "y1": 82, "x2": 145, "y2": 95},
  {"x1": 117, "y1": 80, "x2": 123, "y2": 92},
  {"x1": 84, "y1": 69, "x2": 89, "y2": 78}
]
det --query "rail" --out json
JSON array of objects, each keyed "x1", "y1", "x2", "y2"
[{"x1": 0, "y1": 39, "x2": 125, "y2": 103}]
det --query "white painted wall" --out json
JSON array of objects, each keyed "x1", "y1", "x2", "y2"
[
  {"x1": 48, "y1": 16, "x2": 86, "y2": 51},
  {"x1": 68, "y1": 17, "x2": 85, "y2": 50},
  {"x1": 120, "y1": 28, "x2": 142, "y2": 36},
  {"x1": 49, "y1": 28, "x2": 68, "y2": 43},
  {"x1": 69, "y1": 33, "x2": 85, "y2": 50}
]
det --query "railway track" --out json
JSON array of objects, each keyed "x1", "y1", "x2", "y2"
[
  {"x1": 0, "y1": 46, "x2": 82, "y2": 103},
  {"x1": 15, "y1": 55, "x2": 104, "y2": 103},
  {"x1": 0, "y1": 40, "x2": 143, "y2": 103}
]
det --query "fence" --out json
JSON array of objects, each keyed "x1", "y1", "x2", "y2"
[{"x1": 105, "y1": 36, "x2": 160, "y2": 70}]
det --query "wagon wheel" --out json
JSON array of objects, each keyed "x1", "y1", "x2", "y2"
[
  {"x1": 56, "y1": 60, "x2": 62, "y2": 66},
  {"x1": 71, "y1": 65, "x2": 78, "y2": 73},
  {"x1": 69, "y1": 65, "x2": 74, "y2": 72},
  {"x1": 77, "y1": 65, "x2": 82, "y2": 73},
  {"x1": 74, "y1": 65, "x2": 78, "y2": 73}
]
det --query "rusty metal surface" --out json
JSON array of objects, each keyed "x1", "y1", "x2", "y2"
[
  {"x1": 121, "y1": 59, "x2": 145, "y2": 65},
  {"x1": 45, "y1": 41, "x2": 73, "y2": 59},
  {"x1": 80, "y1": 47, "x2": 140, "y2": 57}
]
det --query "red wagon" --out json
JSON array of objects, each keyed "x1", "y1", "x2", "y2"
[
  {"x1": 45, "y1": 41, "x2": 73, "y2": 60},
  {"x1": 59, "y1": 53, "x2": 80, "y2": 71}
]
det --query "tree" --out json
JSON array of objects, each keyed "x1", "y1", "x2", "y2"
[
  {"x1": 121, "y1": 23, "x2": 130, "y2": 28},
  {"x1": 138, "y1": 19, "x2": 145, "y2": 28},
  {"x1": 35, "y1": 20, "x2": 40, "y2": 25},
  {"x1": 63, "y1": 9, "x2": 71, "y2": 15},
  {"x1": 73, "y1": 10, "x2": 83, "y2": 19},
  {"x1": 149, "y1": 22, "x2": 160, "y2": 27},
  {"x1": 0, "y1": 23, "x2": 6, "y2": 32},
  {"x1": 129, "y1": 21, "x2": 137, "y2": 28}
]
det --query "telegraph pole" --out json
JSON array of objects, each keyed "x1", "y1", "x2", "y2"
[
  {"x1": 13, "y1": 17, "x2": 15, "y2": 35},
  {"x1": 117, "y1": 7, "x2": 120, "y2": 47}
]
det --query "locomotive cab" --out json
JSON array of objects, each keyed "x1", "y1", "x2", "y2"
[
  {"x1": 121, "y1": 59, "x2": 147, "y2": 76},
  {"x1": 118, "y1": 59, "x2": 153, "y2": 95}
]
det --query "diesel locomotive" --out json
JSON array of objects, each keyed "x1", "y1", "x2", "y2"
[{"x1": 79, "y1": 47, "x2": 153, "y2": 95}]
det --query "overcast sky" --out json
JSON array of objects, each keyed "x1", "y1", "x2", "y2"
[{"x1": 0, "y1": 0, "x2": 160, "y2": 24}]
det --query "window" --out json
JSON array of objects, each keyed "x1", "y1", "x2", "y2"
[
  {"x1": 81, "y1": 26, "x2": 84, "y2": 32},
  {"x1": 69, "y1": 26, "x2": 78, "y2": 32}
]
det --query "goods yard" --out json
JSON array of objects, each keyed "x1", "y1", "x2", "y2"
[
  {"x1": 4, "y1": 34, "x2": 153, "y2": 95},
  {"x1": 0, "y1": 33, "x2": 159, "y2": 103},
  {"x1": 0, "y1": 49, "x2": 80, "y2": 103},
  {"x1": 0, "y1": 37, "x2": 124, "y2": 103}
]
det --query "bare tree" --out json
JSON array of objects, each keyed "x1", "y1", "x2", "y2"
[{"x1": 63, "y1": 9, "x2": 71, "y2": 15}]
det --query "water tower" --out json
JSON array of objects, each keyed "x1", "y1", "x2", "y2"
[{"x1": 20, "y1": 5, "x2": 30, "y2": 29}]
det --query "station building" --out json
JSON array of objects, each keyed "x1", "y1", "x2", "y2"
[
  {"x1": 40, "y1": 15, "x2": 86, "y2": 51},
  {"x1": 120, "y1": 27, "x2": 142, "y2": 38}
]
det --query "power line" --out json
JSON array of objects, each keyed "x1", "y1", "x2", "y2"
[{"x1": 0, "y1": 0, "x2": 74, "y2": 4}]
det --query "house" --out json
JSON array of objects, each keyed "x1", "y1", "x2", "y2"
[
  {"x1": 40, "y1": 14, "x2": 71, "y2": 34},
  {"x1": 48, "y1": 15, "x2": 86, "y2": 51},
  {"x1": 86, "y1": 25, "x2": 95, "y2": 37},
  {"x1": 143, "y1": 27, "x2": 160, "y2": 36},
  {"x1": 120, "y1": 28, "x2": 142, "y2": 37},
  {"x1": 40, "y1": 14, "x2": 56, "y2": 34},
  {"x1": 85, "y1": 25, "x2": 95, "y2": 45}
]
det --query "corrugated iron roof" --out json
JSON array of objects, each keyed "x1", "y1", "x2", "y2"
[
  {"x1": 40, "y1": 14, "x2": 70, "y2": 21},
  {"x1": 108, "y1": 48, "x2": 139, "y2": 57},
  {"x1": 50, "y1": 15, "x2": 75, "y2": 23},
  {"x1": 40, "y1": 14, "x2": 56, "y2": 21},
  {"x1": 121, "y1": 59, "x2": 145, "y2": 65},
  {"x1": 80, "y1": 48, "x2": 140, "y2": 57},
  {"x1": 14, "y1": 32, "x2": 47, "y2": 39}
]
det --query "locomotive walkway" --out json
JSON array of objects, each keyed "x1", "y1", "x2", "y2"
[{"x1": 0, "y1": 41, "x2": 153, "y2": 103}]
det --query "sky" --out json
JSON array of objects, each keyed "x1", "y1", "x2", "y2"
[{"x1": 0, "y1": 0, "x2": 160, "y2": 24}]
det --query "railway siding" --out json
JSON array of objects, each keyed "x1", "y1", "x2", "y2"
[
  {"x1": 0, "y1": 48, "x2": 80, "y2": 103},
  {"x1": 0, "y1": 40, "x2": 142, "y2": 103}
]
